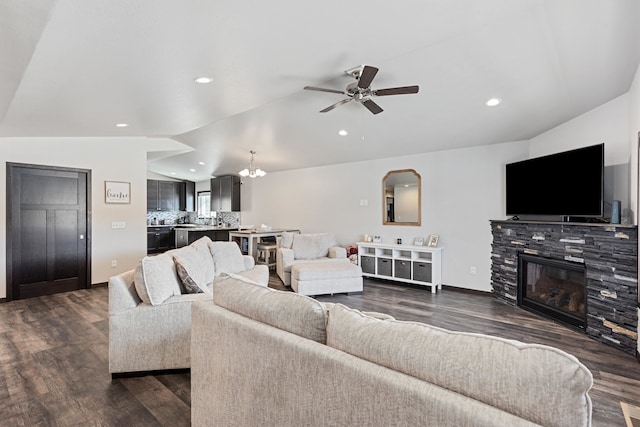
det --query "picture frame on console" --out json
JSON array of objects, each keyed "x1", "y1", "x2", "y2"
[{"x1": 427, "y1": 234, "x2": 439, "y2": 247}]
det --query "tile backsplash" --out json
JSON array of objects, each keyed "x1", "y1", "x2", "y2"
[{"x1": 146, "y1": 211, "x2": 240, "y2": 227}]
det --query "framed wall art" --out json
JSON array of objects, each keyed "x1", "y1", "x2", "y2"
[{"x1": 105, "y1": 181, "x2": 130, "y2": 204}]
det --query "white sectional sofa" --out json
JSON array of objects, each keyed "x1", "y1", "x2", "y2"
[
  {"x1": 108, "y1": 237, "x2": 268, "y2": 376},
  {"x1": 192, "y1": 275, "x2": 593, "y2": 427}
]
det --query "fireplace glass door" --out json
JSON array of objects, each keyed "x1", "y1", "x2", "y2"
[{"x1": 517, "y1": 254, "x2": 587, "y2": 329}]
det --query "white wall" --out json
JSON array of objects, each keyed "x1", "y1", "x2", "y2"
[
  {"x1": 241, "y1": 140, "x2": 529, "y2": 292},
  {"x1": 528, "y1": 94, "x2": 630, "y2": 165},
  {"x1": 628, "y1": 65, "x2": 640, "y2": 355},
  {"x1": 528, "y1": 94, "x2": 632, "y2": 220},
  {"x1": 630, "y1": 64, "x2": 640, "y2": 225},
  {"x1": 0, "y1": 137, "x2": 148, "y2": 299}
]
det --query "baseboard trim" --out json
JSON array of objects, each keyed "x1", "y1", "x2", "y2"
[
  {"x1": 441, "y1": 285, "x2": 490, "y2": 296},
  {"x1": 91, "y1": 282, "x2": 108, "y2": 288},
  {"x1": 111, "y1": 368, "x2": 190, "y2": 379}
]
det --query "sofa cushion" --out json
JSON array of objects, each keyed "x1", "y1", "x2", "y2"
[
  {"x1": 292, "y1": 233, "x2": 336, "y2": 259},
  {"x1": 173, "y1": 246, "x2": 211, "y2": 294},
  {"x1": 232, "y1": 265, "x2": 269, "y2": 286},
  {"x1": 326, "y1": 304, "x2": 593, "y2": 427},
  {"x1": 209, "y1": 241, "x2": 245, "y2": 274},
  {"x1": 189, "y1": 236, "x2": 215, "y2": 282},
  {"x1": 133, "y1": 253, "x2": 183, "y2": 305},
  {"x1": 213, "y1": 273, "x2": 328, "y2": 343}
]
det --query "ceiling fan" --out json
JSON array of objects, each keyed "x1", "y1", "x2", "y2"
[{"x1": 304, "y1": 65, "x2": 419, "y2": 115}]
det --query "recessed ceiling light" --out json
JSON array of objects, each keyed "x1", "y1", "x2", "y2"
[
  {"x1": 190, "y1": 168, "x2": 196, "y2": 172},
  {"x1": 338, "y1": 129, "x2": 348, "y2": 136},
  {"x1": 194, "y1": 76, "x2": 213, "y2": 84},
  {"x1": 115, "y1": 123, "x2": 128, "y2": 127},
  {"x1": 198, "y1": 161, "x2": 205, "y2": 165},
  {"x1": 486, "y1": 98, "x2": 502, "y2": 107},
  {"x1": 170, "y1": 172, "x2": 176, "y2": 175}
]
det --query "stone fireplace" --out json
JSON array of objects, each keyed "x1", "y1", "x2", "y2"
[{"x1": 491, "y1": 220, "x2": 638, "y2": 355}]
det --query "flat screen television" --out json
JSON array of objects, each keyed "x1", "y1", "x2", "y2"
[{"x1": 506, "y1": 143, "x2": 604, "y2": 219}]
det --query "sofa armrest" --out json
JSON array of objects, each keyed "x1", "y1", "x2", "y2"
[
  {"x1": 109, "y1": 270, "x2": 140, "y2": 315},
  {"x1": 243, "y1": 254, "x2": 255, "y2": 271},
  {"x1": 328, "y1": 246, "x2": 347, "y2": 258},
  {"x1": 277, "y1": 248, "x2": 295, "y2": 266}
]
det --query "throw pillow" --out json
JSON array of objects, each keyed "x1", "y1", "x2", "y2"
[
  {"x1": 133, "y1": 253, "x2": 183, "y2": 306},
  {"x1": 209, "y1": 241, "x2": 245, "y2": 274},
  {"x1": 189, "y1": 236, "x2": 215, "y2": 284},
  {"x1": 173, "y1": 246, "x2": 210, "y2": 294},
  {"x1": 175, "y1": 260, "x2": 204, "y2": 294}
]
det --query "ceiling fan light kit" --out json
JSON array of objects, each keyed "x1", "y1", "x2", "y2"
[
  {"x1": 304, "y1": 65, "x2": 419, "y2": 114},
  {"x1": 239, "y1": 150, "x2": 266, "y2": 178}
]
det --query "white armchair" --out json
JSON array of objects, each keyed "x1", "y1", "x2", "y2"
[{"x1": 276, "y1": 232, "x2": 348, "y2": 286}]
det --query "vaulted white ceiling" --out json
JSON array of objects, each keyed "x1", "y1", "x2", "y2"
[{"x1": 2, "y1": 0, "x2": 639, "y2": 181}]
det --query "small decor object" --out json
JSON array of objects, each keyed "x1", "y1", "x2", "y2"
[
  {"x1": 105, "y1": 181, "x2": 130, "y2": 204},
  {"x1": 373, "y1": 235, "x2": 381, "y2": 243},
  {"x1": 427, "y1": 234, "x2": 439, "y2": 247},
  {"x1": 396, "y1": 238, "x2": 402, "y2": 245},
  {"x1": 413, "y1": 237, "x2": 424, "y2": 246}
]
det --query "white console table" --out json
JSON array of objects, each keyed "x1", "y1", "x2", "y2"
[{"x1": 357, "y1": 242, "x2": 443, "y2": 293}]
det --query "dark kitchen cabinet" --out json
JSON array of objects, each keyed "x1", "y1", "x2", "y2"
[
  {"x1": 184, "y1": 180, "x2": 196, "y2": 211},
  {"x1": 147, "y1": 226, "x2": 175, "y2": 253},
  {"x1": 147, "y1": 179, "x2": 187, "y2": 211},
  {"x1": 210, "y1": 175, "x2": 240, "y2": 212}
]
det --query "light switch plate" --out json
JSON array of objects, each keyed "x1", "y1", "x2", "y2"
[{"x1": 111, "y1": 221, "x2": 126, "y2": 229}]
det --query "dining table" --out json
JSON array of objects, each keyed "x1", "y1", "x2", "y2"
[{"x1": 228, "y1": 228, "x2": 300, "y2": 260}]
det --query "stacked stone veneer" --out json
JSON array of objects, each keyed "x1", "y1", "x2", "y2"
[{"x1": 491, "y1": 220, "x2": 638, "y2": 355}]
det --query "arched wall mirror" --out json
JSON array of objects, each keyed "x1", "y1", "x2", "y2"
[{"x1": 383, "y1": 169, "x2": 421, "y2": 226}]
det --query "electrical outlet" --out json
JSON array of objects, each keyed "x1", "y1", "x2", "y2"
[
  {"x1": 470, "y1": 266, "x2": 477, "y2": 275},
  {"x1": 111, "y1": 260, "x2": 117, "y2": 268}
]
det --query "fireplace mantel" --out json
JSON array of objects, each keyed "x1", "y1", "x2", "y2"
[{"x1": 490, "y1": 220, "x2": 638, "y2": 355}]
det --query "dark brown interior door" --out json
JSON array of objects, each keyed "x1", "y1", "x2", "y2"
[{"x1": 7, "y1": 164, "x2": 90, "y2": 300}]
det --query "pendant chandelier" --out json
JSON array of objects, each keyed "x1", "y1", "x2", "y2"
[{"x1": 239, "y1": 150, "x2": 266, "y2": 178}]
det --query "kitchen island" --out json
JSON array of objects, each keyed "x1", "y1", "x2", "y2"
[{"x1": 174, "y1": 225, "x2": 238, "y2": 248}]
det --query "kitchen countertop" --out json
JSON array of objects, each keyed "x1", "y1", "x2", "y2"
[{"x1": 148, "y1": 224, "x2": 238, "y2": 231}]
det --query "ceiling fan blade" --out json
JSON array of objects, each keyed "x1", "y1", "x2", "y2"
[
  {"x1": 374, "y1": 86, "x2": 419, "y2": 96},
  {"x1": 358, "y1": 65, "x2": 379, "y2": 89},
  {"x1": 320, "y1": 98, "x2": 352, "y2": 113},
  {"x1": 361, "y1": 98, "x2": 383, "y2": 115},
  {"x1": 304, "y1": 86, "x2": 345, "y2": 95}
]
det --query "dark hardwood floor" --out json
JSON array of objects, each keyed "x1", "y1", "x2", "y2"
[{"x1": 1, "y1": 274, "x2": 639, "y2": 426}]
